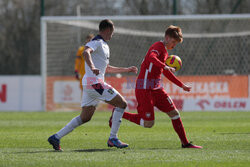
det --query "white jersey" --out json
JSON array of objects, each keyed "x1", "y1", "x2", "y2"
[{"x1": 82, "y1": 35, "x2": 110, "y2": 85}]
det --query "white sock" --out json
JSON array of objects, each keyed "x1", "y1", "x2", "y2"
[
  {"x1": 140, "y1": 118, "x2": 144, "y2": 127},
  {"x1": 110, "y1": 107, "x2": 124, "y2": 139},
  {"x1": 171, "y1": 115, "x2": 180, "y2": 120},
  {"x1": 56, "y1": 115, "x2": 83, "y2": 139}
]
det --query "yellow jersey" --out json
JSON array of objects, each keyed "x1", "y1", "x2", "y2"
[{"x1": 74, "y1": 46, "x2": 85, "y2": 89}]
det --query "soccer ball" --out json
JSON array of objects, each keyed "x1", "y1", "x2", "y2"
[{"x1": 165, "y1": 55, "x2": 182, "y2": 71}]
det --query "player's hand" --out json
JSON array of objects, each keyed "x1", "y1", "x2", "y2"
[
  {"x1": 182, "y1": 84, "x2": 191, "y2": 92},
  {"x1": 128, "y1": 66, "x2": 138, "y2": 74},
  {"x1": 91, "y1": 68, "x2": 100, "y2": 75},
  {"x1": 164, "y1": 65, "x2": 176, "y2": 73},
  {"x1": 74, "y1": 70, "x2": 80, "y2": 80}
]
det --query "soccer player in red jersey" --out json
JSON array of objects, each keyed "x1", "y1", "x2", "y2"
[{"x1": 110, "y1": 25, "x2": 202, "y2": 149}]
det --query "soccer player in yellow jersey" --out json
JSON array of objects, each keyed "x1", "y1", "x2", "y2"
[{"x1": 74, "y1": 34, "x2": 94, "y2": 90}]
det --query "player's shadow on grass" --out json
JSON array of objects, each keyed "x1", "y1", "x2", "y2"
[
  {"x1": 218, "y1": 132, "x2": 250, "y2": 135},
  {"x1": 74, "y1": 148, "x2": 115, "y2": 152},
  {"x1": 140, "y1": 147, "x2": 178, "y2": 150},
  {"x1": 5, "y1": 150, "x2": 57, "y2": 154},
  {"x1": 7, "y1": 149, "x2": 114, "y2": 154}
]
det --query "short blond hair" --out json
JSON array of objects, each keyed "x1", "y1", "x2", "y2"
[
  {"x1": 165, "y1": 25, "x2": 183, "y2": 43},
  {"x1": 85, "y1": 33, "x2": 94, "y2": 42}
]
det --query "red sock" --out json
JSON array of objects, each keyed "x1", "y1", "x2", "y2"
[
  {"x1": 171, "y1": 118, "x2": 189, "y2": 145},
  {"x1": 123, "y1": 112, "x2": 141, "y2": 125}
]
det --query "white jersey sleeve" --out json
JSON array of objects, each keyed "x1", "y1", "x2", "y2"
[{"x1": 86, "y1": 40, "x2": 100, "y2": 52}]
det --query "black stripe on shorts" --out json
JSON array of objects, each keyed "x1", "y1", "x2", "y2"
[{"x1": 91, "y1": 83, "x2": 104, "y2": 95}]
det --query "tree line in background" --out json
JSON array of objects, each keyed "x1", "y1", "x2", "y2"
[{"x1": 0, "y1": 0, "x2": 249, "y2": 74}]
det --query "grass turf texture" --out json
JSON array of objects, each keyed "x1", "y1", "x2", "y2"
[{"x1": 0, "y1": 111, "x2": 250, "y2": 167}]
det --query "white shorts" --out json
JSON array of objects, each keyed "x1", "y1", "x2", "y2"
[{"x1": 81, "y1": 82, "x2": 119, "y2": 107}]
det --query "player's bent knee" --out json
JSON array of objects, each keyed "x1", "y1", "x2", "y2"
[
  {"x1": 107, "y1": 95, "x2": 127, "y2": 109},
  {"x1": 144, "y1": 121, "x2": 154, "y2": 128},
  {"x1": 115, "y1": 98, "x2": 127, "y2": 109},
  {"x1": 116, "y1": 95, "x2": 127, "y2": 109},
  {"x1": 144, "y1": 124, "x2": 154, "y2": 128},
  {"x1": 168, "y1": 109, "x2": 180, "y2": 120},
  {"x1": 119, "y1": 100, "x2": 127, "y2": 109}
]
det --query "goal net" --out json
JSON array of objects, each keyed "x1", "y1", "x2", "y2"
[{"x1": 41, "y1": 14, "x2": 250, "y2": 111}]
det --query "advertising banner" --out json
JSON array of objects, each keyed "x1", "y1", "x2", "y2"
[
  {"x1": 0, "y1": 76, "x2": 42, "y2": 111},
  {"x1": 46, "y1": 75, "x2": 249, "y2": 111},
  {"x1": 183, "y1": 98, "x2": 250, "y2": 111},
  {"x1": 161, "y1": 75, "x2": 248, "y2": 99},
  {"x1": 46, "y1": 76, "x2": 81, "y2": 111}
]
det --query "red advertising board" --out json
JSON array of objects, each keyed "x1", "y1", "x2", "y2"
[{"x1": 46, "y1": 75, "x2": 249, "y2": 111}]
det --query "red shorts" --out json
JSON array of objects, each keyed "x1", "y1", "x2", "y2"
[{"x1": 135, "y1": 88, "x2": 176, "y2": 121}]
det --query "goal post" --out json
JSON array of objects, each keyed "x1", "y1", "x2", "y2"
[{"x1": 41, "y1": 14, "x2": 250, "y2": 111}]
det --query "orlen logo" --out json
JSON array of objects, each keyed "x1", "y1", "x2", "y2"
[
  {"x1": 0, "y1": 84, "x2": 7, "y2": 103},
  {"x1": 196, "y1": 99, "x2": 210, "y2": 110}
]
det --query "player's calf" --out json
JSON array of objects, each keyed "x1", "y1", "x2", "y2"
[{"x1": 108, "y1": 108, "x2": 115, "y2": 128}]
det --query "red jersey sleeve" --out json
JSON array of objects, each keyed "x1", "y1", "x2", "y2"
[
  {"x1": 163, "y1": 70, "x2": 184, "y2": 88},
  {"x1": 148, "y1": 51, "x2": 166, "y2": 68}
]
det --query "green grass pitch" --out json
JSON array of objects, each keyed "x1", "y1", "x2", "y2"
[{"x1": 0, "y1": 111, "x2": 250, "y2": 167}]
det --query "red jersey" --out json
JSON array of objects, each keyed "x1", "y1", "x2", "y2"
[{"x1": 136, "y1": 41, "x2": 183, "y2": 90}]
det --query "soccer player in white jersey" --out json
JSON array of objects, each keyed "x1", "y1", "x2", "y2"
[{"x1": 48, "y1": 19, "x2": 138, "y2": 151}]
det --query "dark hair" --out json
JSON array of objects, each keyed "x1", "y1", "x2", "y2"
[
  {"x1": 99, "y1": 19, "x2": 114, "y2": 31},
  {"x1": 165, "y1": 25, "x2": 183, "y2": 43}
]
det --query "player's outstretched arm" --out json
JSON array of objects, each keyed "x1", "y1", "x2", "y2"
[
  {"x1": 163, "y1": 70, "x2": 191, "y2": 92},
  {"x1": 106, "y1": 65, "x2": 138, "y2": 74},
  {"x1": 181, "y1": 84, "x2": 191, "y2": 92},
  {"x1": 163, "y1": 65, "x2": 176, "y2": 73},
  {"x1": 163, "y1": 69, "x2": 183, "y2": 88}
]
